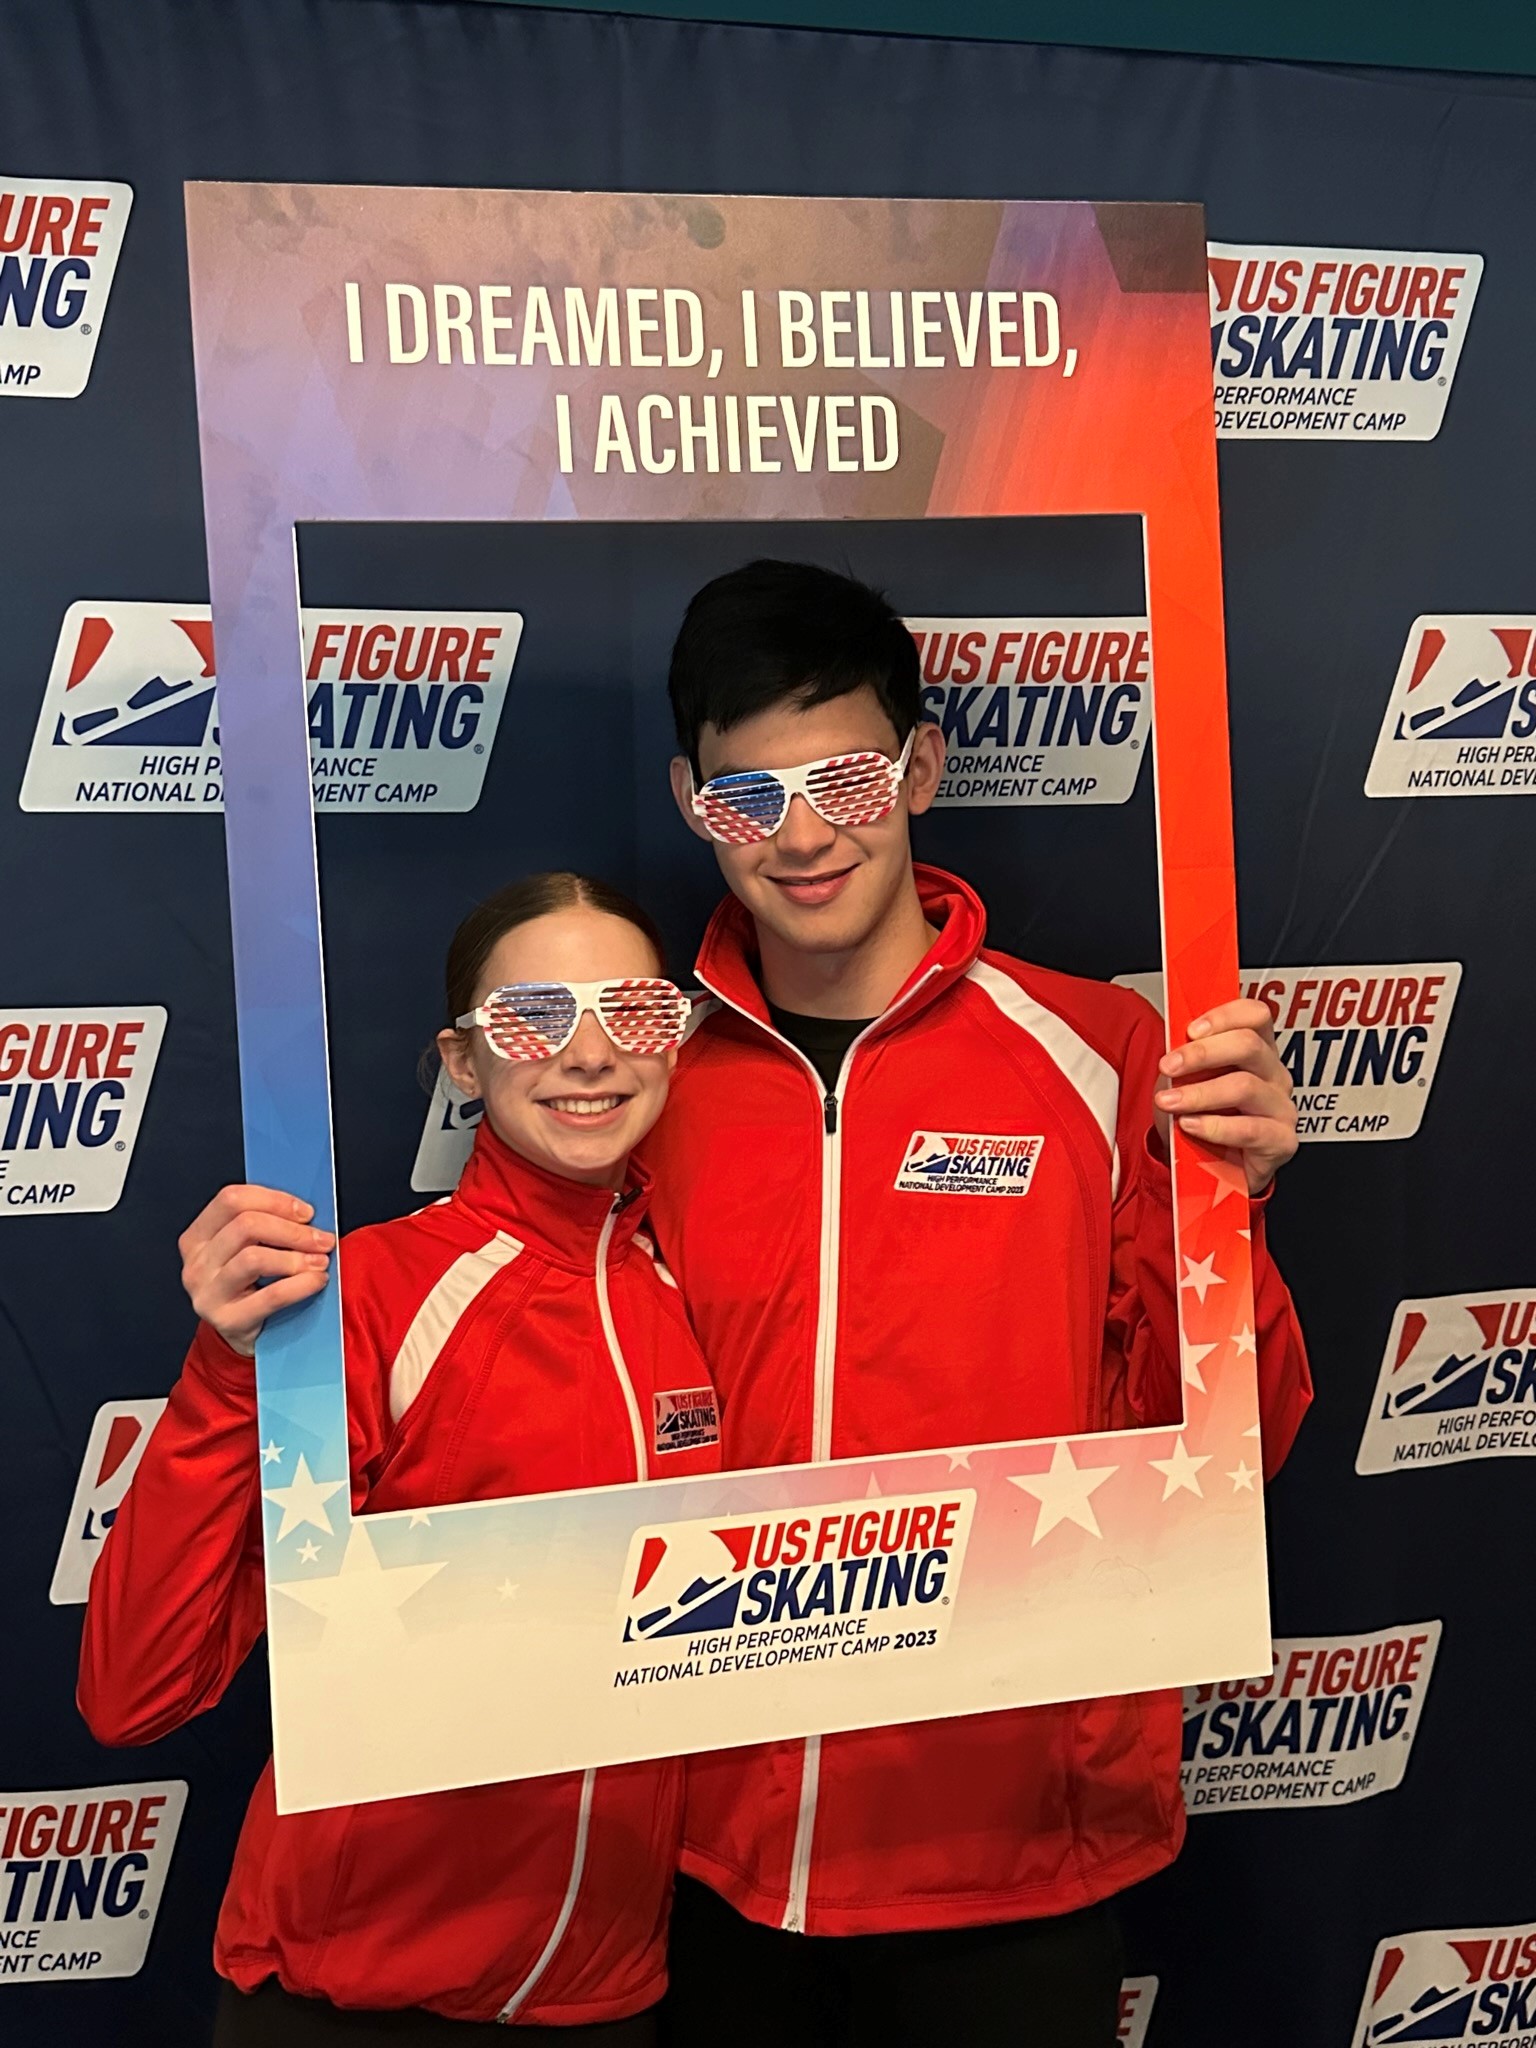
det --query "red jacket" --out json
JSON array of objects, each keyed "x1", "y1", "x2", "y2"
[
  {"x1": 641, "y1": 864, "x2": 1311, "y2": 1937},
  {"x1": 78, "y1": 1127, "x2": 719, "y2": 2025}
]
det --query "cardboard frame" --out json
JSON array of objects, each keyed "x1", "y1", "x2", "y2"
[{"x1": 185, "y1": 184, "x2": 1265, "y2": 1812}]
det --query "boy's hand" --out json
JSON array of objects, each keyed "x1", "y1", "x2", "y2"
[
  {"x1": 1153, "y1": 999, "x2": 1298, "y2": 1196},
  {"x1": 178, "y1": 1185, "x2": 334, "y2": 1356}
]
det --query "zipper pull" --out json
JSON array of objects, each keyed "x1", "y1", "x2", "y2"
[{"x1": 823, "y1": 1093, "x2": 838, "y2": 1136}]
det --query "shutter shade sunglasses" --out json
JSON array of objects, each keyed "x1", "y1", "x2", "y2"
[{"x1": 457, "y1": 979, "x2": 691, "y2": 1061}]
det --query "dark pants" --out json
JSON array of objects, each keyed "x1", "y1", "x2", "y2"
[
  {"x1": 658, "y1": 1875, "x2": 1125, "y2": 2048},
  {"x1": 214, "y1": 1978, "x2": 659, "y2": 2044}
]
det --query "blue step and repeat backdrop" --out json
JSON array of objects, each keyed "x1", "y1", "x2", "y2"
[{"x1": 2, "y1": 1, "x2": 1533, "y2": 2043}]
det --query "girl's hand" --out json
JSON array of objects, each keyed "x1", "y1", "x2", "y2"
[{"x1": 177, "y1": 1185, "x2": 334, "y2": 1356}]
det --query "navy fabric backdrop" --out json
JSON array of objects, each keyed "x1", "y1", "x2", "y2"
[{"x1": 2, "y1": 2, "x2": 1533, "y2": 2041}]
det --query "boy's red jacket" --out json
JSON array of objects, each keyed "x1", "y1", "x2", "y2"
[
  {"x1": 78, "y1": 1127, "x2": 719, "y2": 2025},
  {"x1": 641, "y1": 864, "x2": 1311, "y2": 1938}
]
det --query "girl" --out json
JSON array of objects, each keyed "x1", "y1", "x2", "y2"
[{"x1": 79, "y1": 873, "x2": 718, "y2": 2045}]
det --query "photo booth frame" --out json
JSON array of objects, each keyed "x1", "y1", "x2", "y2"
[{"x1": 185, "y1": 183, "x2": 1266, "y2": 1813}]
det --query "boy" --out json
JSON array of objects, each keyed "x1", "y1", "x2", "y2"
[{"x1": 646, "y1": 560, "x2": 1308, "y2": 2043}]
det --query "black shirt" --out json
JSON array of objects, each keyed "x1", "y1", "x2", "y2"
[{"x1": 766, "y1": 1004, "x2": 874, "y2": 1097}]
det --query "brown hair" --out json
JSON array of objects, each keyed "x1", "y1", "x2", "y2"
[{"x1": 442, "y1": 871, "x2": 666, "y2": 1029}]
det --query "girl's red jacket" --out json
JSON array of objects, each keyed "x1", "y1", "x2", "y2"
[
  {"x1": 640, "y1": 864, "x2": 1312, "y2": 1938},
  {"x1": 78, "y1": 1127, "x2": 720, "y2": 2025}
]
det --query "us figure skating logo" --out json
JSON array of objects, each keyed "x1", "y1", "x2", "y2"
[
  {"x1": 0, "y1": 180, "x2": 134, "y2": 398},
  {"x1": 0, "y1": 1779, "x2": 187, "y2": 1982},
  {"x1": 909, "y1": 614, "x2": 1151, "y2": 808},
  {"x1": 1357, "y1": 1292, "x2": 1536, "y2": 1475},
  {"x1": 50, "y1": 1398, "x2": 168, "y2": 1604},
  {"x1": 0, "y1": 1008, "x2": 168, "y2": 1215},
  {"x1": 20, "y1": 601, "x2": 521, "y2": 813},
  {"x1": 622, "y1": 1524, "x2": 753, "y2": 1642},
  {"x1": 1208, "y1": 243, "x2": 1481, "y2": 442},
  {"x1": 895, "y1": 1131, "x2": 1043, "y2": 1196},
  {"x1": 1366, "y1": 617, "x2": 1536, "y2": 798},
  {"x1": 1182, "y1": 1622, "x2": 1440, "y2": 1813},
  {"x1": 1117, "y1": 1978, "x2": 1158, "y2": 2047},
  {"x1": 652, "y1": 1388, "x2": 720, "y2": 1457},
  {"x1": 1354, "y1": 1923, "x2": 1536, "y2": 2045},
  {"x1": 616, "y1": 1492, "x2": 975, "y2": 1685},
  {"x1": 411, "y1": 1072, "x2": 482, "y2": 1194},
  {"x1": 47, "y1": 607, "x2": 218, "y2": 750},
  {"x1": 1114, "y1": 966, "x2": 1460, "y2": 1142}
]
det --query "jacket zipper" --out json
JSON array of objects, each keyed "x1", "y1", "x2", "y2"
[
  {"x1": 597, "y1": 1193, "x2": 649, "y2": 1482},
  {"x1": 496, "y1": 1767, "x2": 597, "y2": 2021},
  {"x1": 499, "y1": 1198, "x2": 643, "y2": 2018},
  {"x1": 784, "y1": 1032, "x2": 857, "y2": 1933},
  {"x1": 694, "y1": 965, "x2": 940, "y2": 1934}
]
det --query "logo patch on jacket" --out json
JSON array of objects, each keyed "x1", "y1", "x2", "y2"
[
  {"x1": 895, "y1": 1131, "x2": 1043, "y2": 1196},
  {"x1": 653, "y1": 1387, "x2": 720, "y2": 1454}
]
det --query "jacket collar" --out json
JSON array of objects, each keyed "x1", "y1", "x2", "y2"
[
  {"x1": 452, "y1": 1118, "x2": 651, "y2": 1269},
  {"x1": 692, "y1": 862, "x2": 987, "y2": 1040}
]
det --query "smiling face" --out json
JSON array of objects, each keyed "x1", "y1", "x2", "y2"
[
  {"x1": 436, "y1": 905, "x2": 675, "y2": 1188},
  {"x1": 671, "y1": 685, "x2": 944, "y2": 971}
]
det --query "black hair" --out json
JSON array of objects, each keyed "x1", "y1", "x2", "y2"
[
  {"x1": 667, "y1": 559, "x2": 922, "y2": 773},
  {"x1": 442, "y1": 871, "x2": 665, "y2": 1029}
]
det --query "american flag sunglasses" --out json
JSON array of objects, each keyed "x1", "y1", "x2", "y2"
[
  {"x1": 457, "y1": 979, "x2": 691, "y2": 1061},
  {"x1": 690, "y1": 729, "x2": 917, "y2": 846}
]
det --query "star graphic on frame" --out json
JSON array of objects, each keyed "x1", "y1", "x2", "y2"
[
  {"x1": 275, "y1": 1523, "x2": 444, "y2": 1640},
  {"x1": 1179, "y1": 1253, "x2": 1225, "y2": 1305},
  {"x1": 1149, "y1": 1437, "x2": 1211, "y2": 1500},
  {"x1": 262, "y1": 1454, "x2": 345, "y2": 1541},
  {"x1": 1181, "y1": 1341, "x2": 1217, "y2": 1392},
  {"x1": 1008, "y1": 1442, "x2": 1117, "y2": 1544}
]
